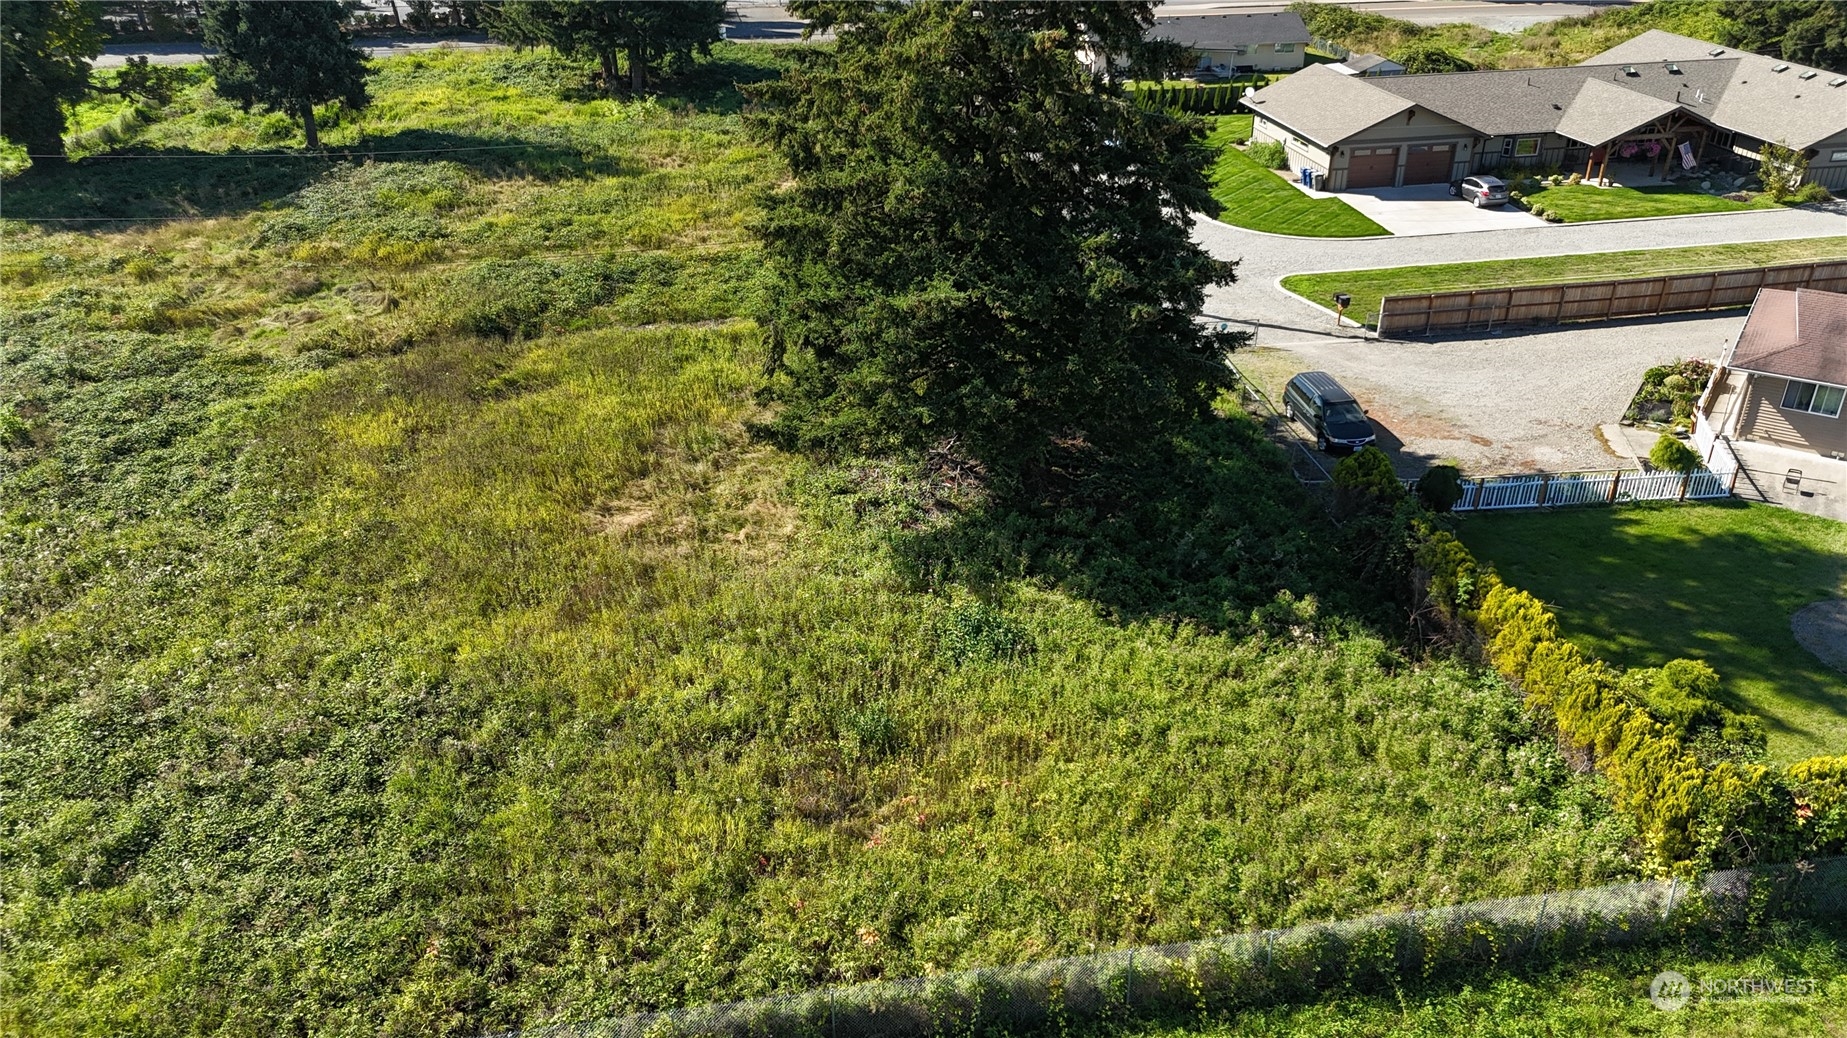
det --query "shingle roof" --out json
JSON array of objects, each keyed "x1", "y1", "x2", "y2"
[
  {"x1": 1150, "y1": 12, "x2": 1310, "y2": 52},
  {"x1": 1726, "y1": 289, "x2": 1847, "y2": 387},
  {"x1": 1241, "y1": 63, "x2": 1412, "y2": 147},
  {"x1": 1375, "y1": 61, "x2": 1734, "y2": 139},
  {"x1": 1242, "y1": 29, "x2": 1847, "y2": 150},
  {"x1": 1342, "y1": 53, "x2": 1401, "y2": 74},
  {"x1": 1584, "y1": 30, "x2": 1847, "y2": 149},
  {"x1": 1553, "y1": 77, "x2": 1683, "y2": 146}
]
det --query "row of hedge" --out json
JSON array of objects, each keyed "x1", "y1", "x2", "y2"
[
  {"x1": 1332, "y1": 448, "x2": 1847, "y2": 874},
  {"x1": 1128, "y1": 80, "x2": 1250, "y2": 116}
]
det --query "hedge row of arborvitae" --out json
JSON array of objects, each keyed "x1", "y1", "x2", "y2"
[{"x1": 1332, "y1": 447, "x2": 1847, "y2": 874}]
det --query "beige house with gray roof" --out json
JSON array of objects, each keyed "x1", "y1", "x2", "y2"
[{"x1": 1242, "y1": 29, "x2": 1847, "y2": 192}]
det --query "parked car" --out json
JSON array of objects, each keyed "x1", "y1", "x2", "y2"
[
  {"x1": 1283, "y1": 371, "x2": 1376, "y2": 452},
  {"x1": 1448, "y1": 175, "x2": 1509, "y2": 207}
]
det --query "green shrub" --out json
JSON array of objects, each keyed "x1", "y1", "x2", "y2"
[
  {"x1": 1332, "y1": 446, "x2": 1406, "y2": 518},
  {"x1": 1414, "y1": 464, "x2": 1464, "y2": 513},
  {"x1": 1246, "y1": 140, "x2": 1287, "y2": 170},
  {"x1": 1792, "y1": 181, "x2": 1834, "y2": 204},
  {"x1": 1648, "y1": 433, "x2": 1700, "y2": 473}
]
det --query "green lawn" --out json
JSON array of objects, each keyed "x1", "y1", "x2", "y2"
[
  {"x1": 1207, "y1": 113, "x2": 1253, "y2": 144},
  {"x1": 1204, "y1": 133, "x2": 1389, "y2": 238},
  {"x1": 1280, "y1": 236, "x2": 1847, "y2": 328},
  {"x1": 1457, "y1": 502, "x2": 1847, "y2": 765},
  {"x1": 1522, "y1": 182, "x2": 1782, "y2": 222}
]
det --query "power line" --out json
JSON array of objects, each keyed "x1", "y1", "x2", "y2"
[{"x1": 23, "y1": 141, "x2": 596, "y2": 159}]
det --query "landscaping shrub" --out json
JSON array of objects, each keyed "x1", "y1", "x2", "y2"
[
  {"x1": 1792, "y1": 181, "x2": 1834, "y2": 204},
  {"x1": 1246, "y1": 140, "x2": 1287, "y2": 170},
  {"x1": 1415, "y1": 464, "x2": 1464, "y2": 513},
  {"x1": 1332, "y1": 446, "x2": 1405, "y2": 518},
  {"x1": 1647, "y1": 433, "x2": 1701, "y2": 473},
  {"x1": 1625, "y1": 359, "x2": 1713, "y2": 425}
]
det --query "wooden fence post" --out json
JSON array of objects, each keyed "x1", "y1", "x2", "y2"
[
  {"x1": 1607, "y1": 470, "x2": 1622, "y2": 503},
  {"x1": 1536, "y1": 474, "x2": 1550, "y2": 507},
  {"x1": 1678, "y1": 473, "x2": 1690, "y2": 502}
]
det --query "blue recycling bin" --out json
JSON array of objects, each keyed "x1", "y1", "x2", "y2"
[{"x1": 1300, "y1": 167, "x2": 1312, "y2": 186}]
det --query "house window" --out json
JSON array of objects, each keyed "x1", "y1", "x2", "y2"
[
  {"x1": 1832, "y1": 150, "x2": 1847, "y2": 161},
  {"x1": 1276, "y1": 43, "x2": 1296, "y2": 52},
  {"x1": 1500, "y1": 138, "x2": 1515, "y2": 157},
  {"x1": 1781, "y1": 379, "x2": 1846, "y2": 418},
  {"x1": 1513, "y1": 137, "x2": 1542, "y2": 158}
]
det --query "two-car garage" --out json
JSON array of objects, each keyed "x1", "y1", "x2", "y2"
[{"x1": 1342, "y1": 142, "x2": 1456, "y2": 189}]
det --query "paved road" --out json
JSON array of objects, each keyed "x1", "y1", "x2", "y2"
[
  {"x1": 1159, "y1": 0, "x2": 1634, "y2": 33},
  {"x1": 1195, "y1": 205, "x2": 1847, "y2": 342}
]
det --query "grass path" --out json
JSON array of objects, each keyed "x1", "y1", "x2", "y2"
[
  {"x1": 1457, "y1": 502, "x2": 1847, "y2": 765},
  {"x1": 1204, "y1": 126, "x2": 1389, "y2": 238},
  {"x1": 1281, "y1": 237, "x2": 1847, "y2": 328}
]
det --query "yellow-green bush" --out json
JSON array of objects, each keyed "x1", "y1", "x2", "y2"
[{"x1": 1462, "y1": 554, "x2": 1832, "y2": 869}]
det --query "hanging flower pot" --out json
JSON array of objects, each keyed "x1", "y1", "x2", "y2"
[{"x1": 1618, "y1": 142, "x2": 1639, "y2": 159}]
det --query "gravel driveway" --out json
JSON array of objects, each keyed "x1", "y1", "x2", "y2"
[{"x1": 1195, "y1": 206, "x2": 1847, "y2": 475}]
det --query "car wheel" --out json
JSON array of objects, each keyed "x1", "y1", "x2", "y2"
[
  {"x1": 1448, "y1": 184, "x2": 1459, "y2": 196},
  {"x1": 1315, "y1": 429, "x2": 1327, "y2": 450}
]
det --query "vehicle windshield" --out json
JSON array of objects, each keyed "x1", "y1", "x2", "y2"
[{"x1": 1325, "y1": 402, "x2": 1367, "y2": 425}]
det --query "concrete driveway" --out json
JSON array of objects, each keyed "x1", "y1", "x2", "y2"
[{"x1": 1336, "y1": 184, "x2": 1548, "y2": 236}]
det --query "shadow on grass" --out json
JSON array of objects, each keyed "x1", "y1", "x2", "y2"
[
  {"x1": 880, "y1": 411, "x2": 1372, "y2": 631},
  {"x1": 0, "y1": 129, "x2": 645, "y2": 225},
  {"x1": 1458, "y1": 499, "x2": 1847, "y2": 753}
]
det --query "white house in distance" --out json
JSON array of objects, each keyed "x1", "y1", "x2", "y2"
[
  {"x1": 1330, "y1": 53, "x2": 1406, "y2": 78},
  {"x1": 1241, "y1": 29, "x2": 1847, "y2": 192},
  {"x1": 1150, "y1": 11, "x2": 1311, "y2": 75}
]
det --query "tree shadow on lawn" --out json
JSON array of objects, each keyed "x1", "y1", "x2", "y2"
[
  {"x1": 1462, "y1": 500, "x2": 1847, "y2": 752},
  {"x1": 885, "y1": 410, "x2": 1385, "y2": 632},
  {"x1": 0, "y1": 129, "x2": 644, "y2": 225}
]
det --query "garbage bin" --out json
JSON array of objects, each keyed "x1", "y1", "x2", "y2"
[
  {"x1": 1311, "y1": 170, "x2": 1326, "y2": 191},
  {"x1": 1300, "y1": 167, "x2": 1313, "y2": 186}
]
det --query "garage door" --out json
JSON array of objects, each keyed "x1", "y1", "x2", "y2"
[
  {"x1": 1403, "y1": 142, "x2": 1454, "y2": 184},
  {"x1": 1346, "y1": 147, "x2": 1398, "y2": 189}
]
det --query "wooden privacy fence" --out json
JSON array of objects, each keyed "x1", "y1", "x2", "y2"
[
  {"x1": 1450, "y1": 466, "x2": 1733, "y2": 512},
  {"x1": 1377, "y1": 260, "x2": 1847, "y2": 337}
]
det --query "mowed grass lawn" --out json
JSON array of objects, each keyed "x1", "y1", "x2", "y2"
[
  {"x1": 1205, "y1": 129, "x2": 1389, "y2": 238},
  {"x1": 1281, "y1": 236, "x2": 1847, "y2": 327},
  {"x1": 1458, "y1": 502, "x2": 1847, "y2": 764},
  {"x1": 1523, "y1": 182, "x2": 1783, "y2": 222}
]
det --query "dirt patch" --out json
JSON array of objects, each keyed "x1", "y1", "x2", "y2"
[{"x1": 1792, "y1": 599, "x2": 1847, "y2": 674}]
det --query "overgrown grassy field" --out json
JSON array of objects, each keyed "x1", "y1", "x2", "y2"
[
  {"x1": 1297, "y1": 0, "x2": 1739, "y2": 71},
  {"x1": 1203, "y1": 130, "x2": 1388, "y2": 238},
  {"x1": 1279, "y1": 237, "x2": 1847, "y2": 327},
  {"x1": 1521, "y1": 183, "x2": 1782, "y2": 223},
  {"x1": 1077, "y1": 919, "x2": 1847, "y2": 1038},
  {"x1": 4, "y1": 45, "x2": 1649, "y2": 1037},
  {"x1": 1458, "y1": 503, "x2": 1847, "y2": 764}
]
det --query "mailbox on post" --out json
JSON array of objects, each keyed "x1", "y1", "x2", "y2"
[{"x1": 1332, "y1": 292, "x2": 1351, "y2": 326}]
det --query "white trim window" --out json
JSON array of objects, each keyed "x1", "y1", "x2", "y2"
[
  {"x1": 1276, "y1": 43, "x2": 1296, "y2": 52},
  {"x1": 1781, "y1": 379, "x2": 1846, "y2": 418},
  {"x1": 1513, "y1": 137, "x2": 1542, "y2": 158},
  {"x1": 1832, "y1": 149, "x2": 1847, "y2": 162}
]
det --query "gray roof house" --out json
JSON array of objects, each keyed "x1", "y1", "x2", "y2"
[
  {"x1": 1151, "y1": 12, "x2": 1311, "y2": 73},
  {"x1": 1241, "y1": 28, "x2": 1847, "y2": 193},
  {"x1": 1331, "y1": 53, "x2": 1405, "y2": 77}
]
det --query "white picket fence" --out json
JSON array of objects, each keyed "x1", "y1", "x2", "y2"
[{"x1": 1450, "y1": 467, "x2": 1732, "y2": 513}]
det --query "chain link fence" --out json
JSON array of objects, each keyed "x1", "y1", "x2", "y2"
[{"x1": 486, "y1": 857, "x2": 1845, "y2": 1038}]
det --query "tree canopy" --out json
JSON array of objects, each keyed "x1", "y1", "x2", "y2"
[
  {"x1": 484, "y1": 0, "x2": 727, "y2": 92},
  {"x1": 0, "y1": 0, "x2": 104, "y2": 163},
  {"x1": 201, "y1": 0, "x2": 369, "y2": 149},
  {"x1": 748, "y1": 1, "x2": 1245, "y2": 480},
  {"x1": 1724, "y1": 1, "x2": 1847, "y2": 74}
]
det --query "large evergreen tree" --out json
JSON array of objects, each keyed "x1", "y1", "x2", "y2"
[
  {"x1": 0, "y1": 0, "x2": 104, "y2": 164},
  {"x1": 748, "y1": 1, "x2": 1245, "y2": 477},
  {"x1": 1723, "y1": 1, "x2": 1847, "y2": 74},
  {"x1": 484, "y1": 0, "x2": 727, "y2": 93},
  {"x1": 201, "y1": 0, "x2": 369, "y2": 149}
]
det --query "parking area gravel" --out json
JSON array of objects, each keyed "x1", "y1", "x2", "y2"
[
  {"x1": 1195, "y1": 205, "x2": 1847, "y2": 475},
  {"x1": 1231, "y1": 313, "x2": 1748, "y2": 475}
]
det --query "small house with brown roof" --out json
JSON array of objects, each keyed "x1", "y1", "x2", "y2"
[{"x1": 1697, "y1": 288, "x2": 1847, "y2": 461}]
